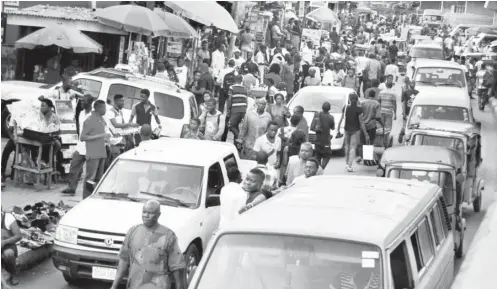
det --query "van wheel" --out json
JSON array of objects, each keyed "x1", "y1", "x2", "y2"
[
  {"x1": 473, "y1": 195, "x2": 482, "y2": 213},
  {"x1": 185, "y1": 244, "x2": 200, "y2": 284},
  {"x1": 455, "y1": 230, "x2": 464, "y2": 259},
  {"x1": 62, "y1": 272, "x2": 81, "y2": 285}
]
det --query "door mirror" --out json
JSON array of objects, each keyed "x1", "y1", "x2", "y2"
[{"x1": 206, "y1": 195, "x2": 220, "y2": 207}]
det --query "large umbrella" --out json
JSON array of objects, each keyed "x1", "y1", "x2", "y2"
[
  {"x1": 94, "y1": 4, "x2": 174, "y2": 36},
  {"x1": 305, "y1": 6, "x2": 339, "y2": 23},
  {"x1": 15, "y1": 24, "x2": 102, "y2": 53},
  {"x1": 154, "y1": 9, "x2": 198, "y2": 39},
  {"x1": 356, "y1": 6, "x2": 374, "y2": 14}
]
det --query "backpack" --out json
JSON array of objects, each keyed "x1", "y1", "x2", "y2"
[{"x1": 223, "y1": 71, "x2": 237, "y2": 91}]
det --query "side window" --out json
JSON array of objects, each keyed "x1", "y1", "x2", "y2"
[
  {"x1": 73, "y1": 79, "x2": 102, "y2": 99},
  {"x1": 430, "y1": 204, "x2": 445, "y2": 247},
  {"x1": 390, "y1": 241, "x2": 414, "y2": 289},
  {"x1": 107, "y1": 84, "x2": 141, "y2": 109},
  {"x1": 207, "y1": 162, "x2": 225, "y2": 196},
  {"x1": 223, "y1": 154, "x2": 238, "y2": 170},
  {"x1": 153, "y1": 92, "x2": 184, "y2": 119},
  {"x1": 410, "y1": 218, "x2": 435, "y2": 272}
]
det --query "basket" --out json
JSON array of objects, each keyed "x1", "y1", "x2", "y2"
[
  {"x1": 250, "y1": 88, "x2": 268, "y2": 99},
  {"x1": 22, "y1": 129, "x2": 60, "y2": 143}
]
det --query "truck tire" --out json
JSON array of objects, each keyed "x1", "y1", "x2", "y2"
[
  {"x1": 62, "y1": 272, "x2": 81, "y2": 285},
  {"x1": 185, "y1": 244, "x2": 200, "y2": 284}
]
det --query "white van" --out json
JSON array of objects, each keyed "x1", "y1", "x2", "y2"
[
  {"x1": 49, "y1": 68, "x2": 199, "y2": 138},
  {"x1": 423, "y1": 9, "x2": 444, "y2": 29},
  {"x1": 188, "y1": 176, "x2": 455, "y2": 289}
]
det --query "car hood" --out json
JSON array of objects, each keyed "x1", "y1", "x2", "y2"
[{"x1": 59, "y1": 197, "x2": 196, "y2": 235}]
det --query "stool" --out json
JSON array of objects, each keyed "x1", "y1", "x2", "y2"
[{"x1": 13, "y1": 137, "x2": 54, "y2": 191}]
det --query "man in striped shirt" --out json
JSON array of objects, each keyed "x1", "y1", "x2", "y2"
[
  {"x1": 254, "y1": 151, "x2": 278, "y2": 197},
  {"x1": 227, "y1": 75, "x2": 248, "y2": 145}
]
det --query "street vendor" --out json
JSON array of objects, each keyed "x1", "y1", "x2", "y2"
[
  {"x1": 1, "y1": 208, "x2": 22, "y2": 286},
  {"x1": 52, "y1": 75, "x2": 83, "y2": 101}
]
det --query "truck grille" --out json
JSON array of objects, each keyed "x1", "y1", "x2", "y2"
[{"x1": 77, "y1": 229, "x2": 126, "y2": 252}]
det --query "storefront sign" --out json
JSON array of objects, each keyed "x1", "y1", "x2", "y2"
[
  {"x1": 3, "y1": 7, "x2": 18, "y2": 13},
  {"x1": 301, "y1": 28, "x2": 322, "y2": 47},
  {"x1": 118, "y1": 36, "x2": 125, "y2": 64},
  {"x1": 298, "y1": 2, "x2": 305, "y2": 17},
  {"x1": 4, "y1": 1, "x2": 19, "y2": 7},
  {"x1": 166, "y1": 38, "x2": 183, "y2": 63}
]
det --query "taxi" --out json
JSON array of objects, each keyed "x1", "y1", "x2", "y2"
[
  {"x1": 188, "y1": 176, "x2": 455, "y2": 289},
  {"x1": 409, "y1": 59, "x2": 466, "y2": 93}
]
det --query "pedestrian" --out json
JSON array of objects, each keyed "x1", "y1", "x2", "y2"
[
  {"x1": 61, "y1": 94, "x2": 94, "y2": 195},
  {"x1": 211, "y1": 44, "x2": 226, "y2": 96},
  {"x1": 166, "y1": 64, "x2": 179, "y2": 83},
  {"x1": 110, "y1": 200, "x2": 185, "y2": 289},
  {"x1": 155, "y1": 62, "x2": 169, "y2": 80},
  {"x1": 399, "y1": 81, "x2": 419, "y2": 143},
  {"x1": 264, "y1": 63, "x2": 282, "y2": 87},
  {"x1": 253, "y1": 121, "x2": 282, "y2": 169},
  {"x1": 238, "y1": 168, "x2": 268, "y2": 214},
  {"x1": 293, "y1": 105, "x2": 309, "y2": 141},
  {"x1": 267, "y1": 93, "x2": 291, "y2": 127},
  {"x1": 378, "y1": 75, "x2": 398, "y2": 120},
  {"x1": 197, "y1": 63, "x2": 215, "y2": 98},
  {"x1": 336, "y1": 93, "x2": 370, "y2": 172},
  {"x1": 255, "y1": 44, "x2": 269, "y2": 81},
  {"x1": 332, "y1": 63, "x2": 346, "y2": 86},
  {"x1": 80, "y1": 100, "x2": 109, "y2": 199},
  {"x1": 181, "y1": 118, "x2": 204, "y2": 140},
  {"x1": 196, "y1": 41, "x2": 210, "y2": 71},
  {"x1": 238, "y1": 98, "x2": 272, "y2": 160},
  {"x1": 254, "y1": 151, "x2": 278, "y2": 195},
  {"x1": 240, "y1": 52, "x2": 259, "y2": 78},
  {"x1": 138, "y1": 124, "x2": 153, "y2": 146},
  {"x1": 219, "y1": 166, "x2": 246, "y2": 228},
  {"x1": 174, "y1": 56, "x2": 189, "y2": 88},
  {"x1": 129, "y1": 89, "x2": 162, "y2": 145},
  {"x1": 242, "y1": 66, "x2": 259, "y2": 91},
  {"x1": 284, "y1": 157, "x2": 320, "y2": 187},
  {"x1": 187, "y1": 70, "x2": 203, "y2": 105},
  {"x1": 322, "y1": 62, "x2": 335, "y2": 86},
  {"x1": 231, "y1": 49, "x2": 245, "y2": 69},
  {"x1": 384, "y1": 59, "x2": 399, "y2": 82},
  {"x1": 1, "y1": 209, "x2": 22, "y2": 286},
  {"x1": 389, "y1": 40, "x2": 399, "y2": 63},
  {"x1": 217, "y1": 59, "x2": 236, "y2": 113},
  {"x1": 342, "y1": 67, "x2": 360, "y2": 91},
  {"x1": 355, "y1": 51, "x2": 370, "y2": 95},
  {"x1": 106, "y1": 94, "x2": 138, "y2": 165},
  {"x1": 199, "y1": 98, "x2": 225, "y2": 141},
  {"x1": 366, "y1": 53, "x2": 382, "y2": 90},
  {"x1": 284, "y1": 142, "x2": 323, "y2": 185},
  {"x1": 304, "y1": 67, "x2": 321, "y2": 86},
  {"x1": 313, "y1": 102, "x2": 336, "y2": 169},
  {"x1": 240, "y1": 27, "x2": 254, "y2": 59},
  {"x1": 226, "y1": 75, "x2": 248, "y2": 146},
  {"x1": 357, "y1": 89, "x2": 382, "y2": 163}
]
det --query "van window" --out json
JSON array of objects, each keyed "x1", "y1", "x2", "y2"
[
  {"x1": 73, "y1": 78, "x2": 102, "y2": 99},
  {"x1": 390, "y1": 241, "x2": 413, "y2": 289},
  {"x1": 223, "y1": 154, "x2": 238, "y2": 169},
  {"x1": 207, "y1": 162, "x2": 224, "y2": 197},
  {"x1": 430, "y1": 204, "x2": 445, "y2": 246},
  {"x1": 107, "y1": 84, "x2": 141, "y2": 109},
  {"x1": 154, "y1": 92, "x2": 184, "y2": 119},
  {"x1": 410, "y1": 218, "x2": 435, "y2": 272},
  {"x1": 189, "y1": 96, "x2": 198, "y2": 118}
]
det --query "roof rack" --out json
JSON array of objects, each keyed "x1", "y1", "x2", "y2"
[{"x1": 125, "y1": 74, "x2": 183, "y2": 91}]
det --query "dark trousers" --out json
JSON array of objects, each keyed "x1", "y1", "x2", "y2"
[
  {"x1": 229, "y1": 112, "x2": 245, "y2": 141},
  {"x1": 67, "y1": 151, "x2": 86, "y2": 192},
  {"x1": 221, "y1": 113, "x2": 230, "y2": 142},
  {"x1": 218, "y1": 89, "x2": 228, "y2": 113},
  {"x1": 1, "y1": 139, "x2": 15, "y2": 177},
  {"x1": 83, "y1": 157, "x2": 105, "y2": 199}
]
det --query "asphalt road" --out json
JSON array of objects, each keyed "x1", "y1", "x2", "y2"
[{"x1": 10, "y1": 81, "x2": 497, "y2": 289}]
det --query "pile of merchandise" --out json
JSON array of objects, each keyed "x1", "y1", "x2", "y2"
[{"x1": 11, "y1": 201, "x2": 73, "y2": 249}]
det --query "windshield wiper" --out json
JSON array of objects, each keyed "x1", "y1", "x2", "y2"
[
  {"x1": 98, "y1": 192, "x2": 140, "y2": 202},
  {"x1": 416, "y1": 80, "x2": 437, "y2": 86},
  {"x1": 140, "y1": 191, "x2": 190, "y2": 208}
]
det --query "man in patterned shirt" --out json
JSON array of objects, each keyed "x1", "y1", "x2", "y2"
[{"x1": 254, "y1": 151, "x2": 278, "y2": 196}]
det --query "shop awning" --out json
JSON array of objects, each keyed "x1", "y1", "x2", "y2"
[
  {"x1": 305, "y1": 7, "x2": 339, "y2": 24},
  {"x1": 154, "y1": 8, "x2": 199, "y2": 38},
  {"x1": 164, "y1": 1, "x2": 238, "y2": 33}
]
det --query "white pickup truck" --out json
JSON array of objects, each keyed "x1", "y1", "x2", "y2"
[{"x1": 52, "y1": 138, "x2": 255, "y2": 285}]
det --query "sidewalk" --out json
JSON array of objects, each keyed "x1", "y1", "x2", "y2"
[{"x1": 1, "y1": 137, "x2": 84, "y2": 271}]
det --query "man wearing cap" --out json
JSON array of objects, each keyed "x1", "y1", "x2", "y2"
[{"x1": 238, "y1": 98, "x2": 272, "y2": 160}]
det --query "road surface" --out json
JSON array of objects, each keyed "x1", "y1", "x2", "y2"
[{"x1": 8, "y1": 82, "x2": 497, "y2": 289}]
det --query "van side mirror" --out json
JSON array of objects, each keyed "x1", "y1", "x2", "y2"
[{"x1": 206, "y1": 195, "x2": 220, "y2": 207}]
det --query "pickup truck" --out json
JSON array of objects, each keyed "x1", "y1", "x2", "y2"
[{"x1": 52, "y1": 138, "x2": 255, "y2": 285}]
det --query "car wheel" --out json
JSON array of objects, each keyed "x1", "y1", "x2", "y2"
[
  {"x1": 185, "y1": 244, "x2": 200, "y2": 284},
  {"x1": 473, "y1": 195, "x2": 482, "y2": 213},
  {"x1": 62, "y1": 272, "x2": 82, "y2": 285}
]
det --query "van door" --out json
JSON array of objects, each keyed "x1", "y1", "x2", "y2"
[
  {"x1": 389, "y1": 240, "x2": 415, "y2": 289},
  {"x1": 106, "y1": 83, "x2": 142, "y2": 126},
  {"x1": 153, "y1": 91, "x2": 186, "y2": 138}
]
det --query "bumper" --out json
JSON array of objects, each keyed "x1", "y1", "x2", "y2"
[
  {"x1": 52, "y1": 244, "x2": 125, "y2": 282},
  {"x1": 309, "y1": 134, "x2": 345, "y2": 151}
]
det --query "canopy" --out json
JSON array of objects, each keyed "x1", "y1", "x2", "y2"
[
  {"x1": 15, "y1": 24, "x2": 102, "y2": 53},
  {"x1": 356, "y1": 6, "x2": 374, "y2": 14},
  {"x1": 154, "y1": 8, "x2": 198, "y2": 38},
  {"x1": 305, "y1": 7, "x2": 339, "y2": 24},
  {"x1": 164, "y1": 1, "x2": 238, "y2": 33}
]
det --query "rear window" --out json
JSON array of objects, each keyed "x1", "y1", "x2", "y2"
[
  {"x1": 411, "y1": 47, "x2": 443, "y2": 60},
  {"x1": 73, "y1": 79, "x2": 102, "y2": 99},
  {"x1": 154, "y1": 92, "x2": 184, "y2": 119}
]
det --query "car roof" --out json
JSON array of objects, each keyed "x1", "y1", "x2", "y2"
[
  {"x1": 412, "y1": 88, "x2": 471, "y2": 108},
  {"x1": 412, "y1": 42, "x2": 443, "y2": 49},
  {"x1": 222, "y1": 176, "x2": 440, "y2": 247},
  {"x1": 295, "y1": 86, "x2": 355, "y2": 95},
  {"x1": 414, "y1": 59, "x2": 463, "y2": 69},
  {"x1": 118, "y1": 138, "x2": 237, "y2": 166},
  {"x1": 381, "y1": 146, "x2": 463, "y2": 168},
  {"x1": 415, "y1": 119, "x2": 480, "y2": 136}
]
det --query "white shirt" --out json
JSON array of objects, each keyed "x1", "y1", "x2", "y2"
[
  {"x1": 322, "y1": 69, "x2": 335, "y2": 86},
  {"x1": 75, "y1": 110, "x2": 92, "y2": 155},
  {"x1": 232, "y1": 56, "x2": 245, "y2": 68},
  {"x1": 253, "y1": 134, "x2": 282, "y2": 167},
  {"x1": 385, "y1": 64, "x2": 399, "y2": 78},
  {"x1": 379, "y1": 82, "x2": 396, "y2": 92},
  {"x1": 355, "y1": 56, "x2": 370, "y2": 72},
  {"x1": 219, "y1": 182, "x2": 247, "y2": 228},
  {"x1": 174, "y1": 65, "x2": 188, "y2": 87},
  {"x1": 2, "y1": 212, "x2": 16, "y2": 229},
  {"x1": 217, "y1": 67, "x2": 235, "y2": 85},
  {"x1": 301, "y1": 46, "x2": 313, "y2": 65},
  {"x1": 255, "y1": 51, "x2": 267, "y2": 65},
  {"x1": 460, "y1": 64, "x2": 468, "y2": 73},
  {"x1": 155, "y1": 71, "x2": 169, "y2": 80},
  {"x1": 211, "y1": 50, "x2": 226, "y2": 78}
]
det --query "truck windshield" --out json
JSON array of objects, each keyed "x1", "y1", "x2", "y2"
[
  {"x1": 96, "y1": 159, "x2": 203, "y2": 207},
  {"x1": 194, "y1": 234, "x2": 382, "y2": 289},
  {"x1": 388, "y1": 169, "x2": 454, "y2": 206}
]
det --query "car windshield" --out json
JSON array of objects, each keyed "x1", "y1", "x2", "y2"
[
  {"x1": 409, "y1": 105, "x2": 470, "y2": 124},
  {"x1": 194, "y1": 234, "x2": 382, "y2": 289},
  {"x1": 290, "y1": 90, "x2": 346, "y2": 113},
  {"x1": 388, "y1": 169, "x2": 454, "y2": 206},
  {"x1": 95, "y1": 159, "x2": 203, "y2": 207},
  {"x1": 412, "y1": 134, "x2": 465, "y2": 156},
  {"x1": 414, "y1": 67, "x2": 466, "y2": 87},
  {"x1": 411, "y1": 47, "x2": 443, "y2": 60}
]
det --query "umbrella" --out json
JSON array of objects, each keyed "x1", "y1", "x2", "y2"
[
  {"x1": 94, "y1": 4, "x2": 174, "y2": 36},
  {"x1": 305, "y1": 7, "x2": 339, "y2": 23},
  {"x1": 154, "y1": 9, "x2": 198, "y2": 39},
  {"x1": 356, "y1": 6, "x2": 374, "y2": 14},
  {"x1": 15, "y1": 24, "x2": 102, "y2": 54}
]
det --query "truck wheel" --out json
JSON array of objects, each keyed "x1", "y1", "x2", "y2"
[
  {"x1": 473, "y1": 195, "x2": 482, "y2": 213},
  {"x1": 62, "y1": 272, "x2": 81, "y2": 285},
  {"x1": 185, "y1": 244, "x2": 200, "y2": 284},
  {"x1": 455, "y1": 229, "x2": 464, "y2": 259}
]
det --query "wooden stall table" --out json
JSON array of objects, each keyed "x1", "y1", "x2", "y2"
[{"x1": 13, "y1": 136, "x2": 54, "y2": 191}]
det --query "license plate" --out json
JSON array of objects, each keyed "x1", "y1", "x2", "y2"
[{"x1": 92, "y1": 266, "x2": 117, "y2": 281}]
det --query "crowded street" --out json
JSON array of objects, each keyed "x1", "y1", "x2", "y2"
[{"x1": 2, "y1": 1, "x2": 497, "y2": 289}]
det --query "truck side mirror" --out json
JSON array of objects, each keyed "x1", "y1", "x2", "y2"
[{"x1": 206, "y1": 195, "x2": 220, "y2": 207}]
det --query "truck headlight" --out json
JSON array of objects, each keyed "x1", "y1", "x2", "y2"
[{"x1": 55, "y1": 225, "x2": 78, "y2": 244}]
